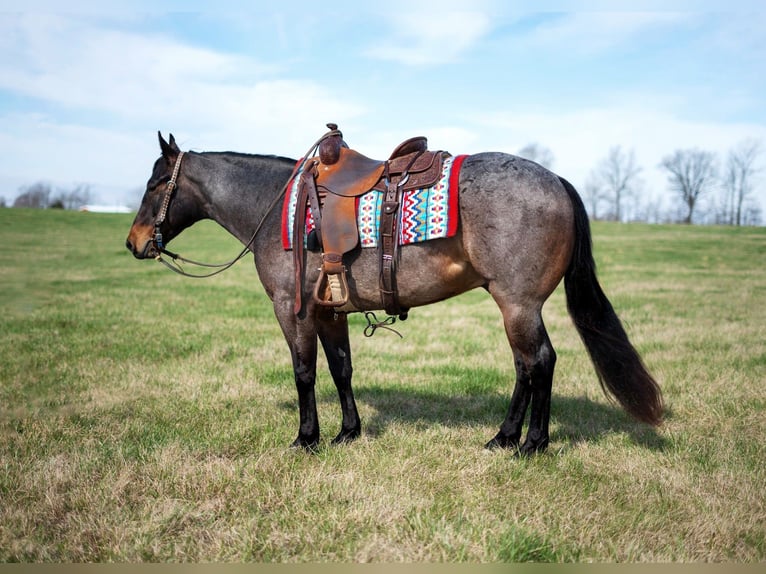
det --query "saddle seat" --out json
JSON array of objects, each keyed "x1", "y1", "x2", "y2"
[
  {"x1": 314, "y1": 135, "x2": 430, "y2": 198},
  {"x1": 293, "y1": 124, "x2": 446, "y2": 318},
  {"x1": 316, "y1": 149, "x2": 385, "y2": 199}
]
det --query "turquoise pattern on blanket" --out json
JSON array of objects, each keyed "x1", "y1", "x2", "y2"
[{"x1": 283, "y1": 155, "x2": 459, "y2": 250}]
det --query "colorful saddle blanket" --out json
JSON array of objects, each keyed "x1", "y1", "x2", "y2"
[{"x1": 281, "y1": 154, "x2": 467, "y2": 250}]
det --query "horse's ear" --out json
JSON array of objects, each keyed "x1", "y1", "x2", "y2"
[{"x1": 158, "y1": 131, "x2": 180, "y2": 161}]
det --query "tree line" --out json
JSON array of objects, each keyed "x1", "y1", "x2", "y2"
[
  {"x1": 4, "y1": 182, "x2": 92, "y2": 210},
  {"x1": 520, "y1": 138, "x2": 763, "y2": 226},
  {"x1": 4, "y1": 138, "x2": 763, "y2": 226}
]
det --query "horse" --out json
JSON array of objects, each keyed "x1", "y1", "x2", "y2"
[{"x1": 126, "y1": 131, "x2": 663, "y2": 455}]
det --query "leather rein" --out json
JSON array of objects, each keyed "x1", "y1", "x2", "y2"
[{"x1": 151, "y1": 130, "x2": 341, "y2": 279}]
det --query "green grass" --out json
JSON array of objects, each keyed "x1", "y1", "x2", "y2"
[{"x1": 1, "y1": 209, "x2": 764, "y2": 562}]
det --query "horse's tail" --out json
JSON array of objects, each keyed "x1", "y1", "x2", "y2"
[{"x1": 559, "y1": 176, "x2": 664, "y2": 426}]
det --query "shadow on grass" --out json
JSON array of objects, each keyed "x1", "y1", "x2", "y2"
[{"x1": 293, "y1": 379, "x2": 669, "y2": 452}]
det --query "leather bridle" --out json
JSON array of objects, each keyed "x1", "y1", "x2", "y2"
[{"x1": 150, "y1": 150, "x2": 259, "y2": 278}]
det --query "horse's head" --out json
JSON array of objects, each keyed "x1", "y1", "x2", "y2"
[{"x1": 126, "y1": 132, "x2": 201, "y2": 259}]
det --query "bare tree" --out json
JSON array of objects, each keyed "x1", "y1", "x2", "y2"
[
  {"x1": 741, "y1": 203, "x2": 763, "y2": 226},
  {"x1": 589, "y1": 146, "x2": 642, "y2": 222},
  {"x1": 51, "y1": 184, "x2": 92, "y2": 210},
  {"x1": 13, "y1": 182, "x2": 52, "y2": 208},
  {"x1": 517, "y1": 143, "x2": 555, "y2": 170},
  {"x1": 660, "y1": 148, "x2": 718, "y2": 224},
  {"x1": 721, "y1": 139, "x2": 761, "y2": 226},
  {"x1": 583, "y1": 172, "x2": 606, "y2": 220},
  {"x1": 632, "y1": 191, "x2": 664, "y2": 224}
]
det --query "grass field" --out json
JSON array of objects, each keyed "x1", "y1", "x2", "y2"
[{"x1": 1, "y1": 208, "x2": 764, "y2": 562}]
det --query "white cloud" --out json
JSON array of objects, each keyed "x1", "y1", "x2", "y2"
[
  {"x1": 364, "y1": 10, "x2": 492, "y2": 65},
  {"x1": 0, "y1": 14, "x2": 273, "y2": 117}
]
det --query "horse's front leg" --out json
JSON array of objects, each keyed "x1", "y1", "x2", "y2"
[
  {"x1": 291, "y1": 352, "x2": 320, "y2": 450},
  {"x1": 289, "y1": 333, "x2": 320, "y2": 449},
  {"x1": 275, "y1": 300, "x2": 321, "y2": 449},
  {"x1": 317, "y1": 309, "x2": 361, "y2": 444}
]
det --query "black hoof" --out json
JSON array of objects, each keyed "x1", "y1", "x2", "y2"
[
  {"x1": 484, "y1": 433, "x2": 520, "y2": 451},
  {"x1": 290, "y1": 435, "x2": 320, "y2": 452},
  {"x1": 518, "y1": 438, "x2": 549, "y2": 456},
  {"x1": 331, "y1": 428, "x2": 361, "y2": 445}
]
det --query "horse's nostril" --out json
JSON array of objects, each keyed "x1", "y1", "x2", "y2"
[{"x1": 125, "y1": 239, "x2": 134, "y2": 252}]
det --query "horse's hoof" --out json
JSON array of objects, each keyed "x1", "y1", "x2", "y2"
[
  {"x1": 518, "y1": 438, "x2": 549, "y2": 457},
  {"x1": 331, "y1": 428, "x2": 361, "y2": 445},
  {"x1": 290, "y1": 436, "x2": 320, "y2": 452},
  {"x1": 484, "y1": 434, "x2": 520, "y2": 451}
]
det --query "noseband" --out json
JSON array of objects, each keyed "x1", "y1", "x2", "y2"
[{"x1": 153, "y1": 151, "x2": 185, "y2": 252}]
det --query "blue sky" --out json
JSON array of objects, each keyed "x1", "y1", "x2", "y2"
[{"x1": 1, "y1": 1, "x2": 764, "y2": 217}]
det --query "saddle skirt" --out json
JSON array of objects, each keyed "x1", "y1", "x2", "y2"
[{"x1": 282, "y1": 154, "x2": 467, "y2": 251}]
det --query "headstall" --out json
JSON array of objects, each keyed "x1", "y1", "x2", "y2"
[{"x1": 153, "y1": 151, "x2": 185, "y2": 251}]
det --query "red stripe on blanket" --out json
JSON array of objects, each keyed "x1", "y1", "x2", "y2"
[{"x1": 447, "y1": 155, "x2": 467, "y2": 236}]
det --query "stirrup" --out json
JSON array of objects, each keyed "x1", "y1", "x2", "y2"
[{"x1": 313, "y1": 267, "x2": 350, "y2": 308}]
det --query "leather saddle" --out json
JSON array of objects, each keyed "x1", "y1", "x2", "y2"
[{"x1": 292, "y1": 124, "x2": 446, "y2": 318}]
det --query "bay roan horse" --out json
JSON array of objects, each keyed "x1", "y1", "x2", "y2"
[{"x1": 126, "y1": 132, "x2": 663, "y2": 455}]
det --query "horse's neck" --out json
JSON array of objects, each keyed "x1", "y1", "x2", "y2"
[{"x1": 194, "y1": 153, "x2": 294, "y2": 246}]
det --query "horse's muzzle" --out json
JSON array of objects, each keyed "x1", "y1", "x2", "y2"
[
  {"x1": 126, "y1": 222, "x2": 159, "y2": 259},
  {"x1": 125, "y1": 237, "x2": 157, "y2": 259}
]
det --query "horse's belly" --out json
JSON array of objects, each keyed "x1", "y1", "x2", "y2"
[{"x1": 334, "y1": 236, "x2": 484, "y2": 312}]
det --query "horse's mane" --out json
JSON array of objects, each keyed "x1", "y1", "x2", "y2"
[{"x1": 196, "y1": 151, "x2": 295, "y2": 169}]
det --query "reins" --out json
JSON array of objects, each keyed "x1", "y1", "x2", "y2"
[{"x1": 153, "y1": 128, "x2": 342, "y2": 278}]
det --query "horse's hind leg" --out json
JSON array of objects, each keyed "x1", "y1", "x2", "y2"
[
  {"x1": 485, "y1": 346, "x2": 532, "y2": 450},
  {"x1": 487, "y1": 302, "x2": 556, "y2": 455},
  {"x1": 317, "y1": 310, "x2": 361, "y2": 444}
]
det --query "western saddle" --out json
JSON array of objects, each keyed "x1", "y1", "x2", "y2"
[{"x1": 292, "y1": 124, "x2": 446, "y2": 319}]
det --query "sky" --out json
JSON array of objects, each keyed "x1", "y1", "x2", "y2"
[{"x1": 1, "y1": 0, "x2": 765, "y2": 218}]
